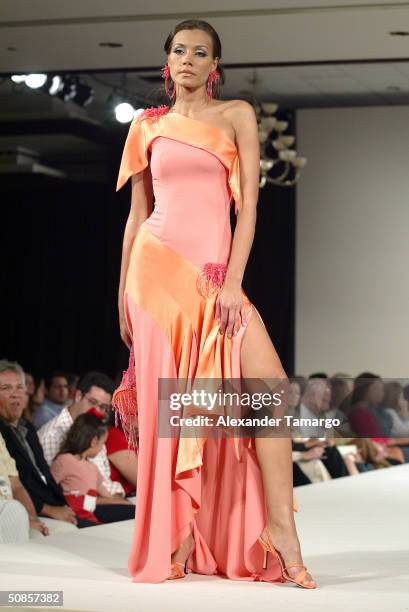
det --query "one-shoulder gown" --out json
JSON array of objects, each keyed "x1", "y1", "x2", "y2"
[{"x1": 114, "y1": 105, "x2": 298, "y2": 584}]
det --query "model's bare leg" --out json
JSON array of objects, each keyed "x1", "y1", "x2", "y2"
[{"x1": 240, "y1": 310, "x2": 317, "y2": 587}]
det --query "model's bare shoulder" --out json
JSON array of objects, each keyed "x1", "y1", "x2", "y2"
[
  {"x1": 224, "y1": 100, "x2": 258, "y2": 152},
  {"x1": 227, "y1": 99, "x2": 257, "y2": 123},
  {"x1": 213, "y1": 100, "x2": 255, "y2": 145}
]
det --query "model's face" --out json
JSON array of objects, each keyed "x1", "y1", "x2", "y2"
[
  {"x1": 0, "y1": 370, "x2": 26, "y2": 424},
  {"x1": 47, "y1": 376, "x2": 69, "y2": 404},
  {"x1": 168, "y1": 29, "x2": 218, "y2": 91}
]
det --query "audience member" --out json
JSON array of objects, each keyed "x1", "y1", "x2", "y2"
[
  {"x1": 346, "y1": 438, "x2": 403, "y2": 473},
  {"x1": 23, "y1": 375, "x2": 45, "y2": 423},
  {"x1": 38, "y1": 371, "x2": 126, "y2": 496},
  {"x1": 380, "y1": 381, "x2": 409, "y2": 462},
  {"x1": 0, "y1": 360, "x2": 94, "y2": 532},
  {"x1": 348, "y1": 373, "x2": 389, "y2": 438},
  {"x1": 1, "y1": 431, "x2": 49, "y2": 540},
  {"x1": 383, "y1": 381, "x2": 409, "y2": 436},
  {"x1": 328, "y1": 376, "x2": 355, "y2": 436},
  {"x1": 105, "y1": 407, "x2": 137, "y2": 496},
  {"x1": 66, "y1": 372, "x2": 80, "y2": 402},
  {"x1": 295, "y1": 378, "x2": 340, "y2": 437},
  {"x1": 32, "y1": 371, "x2": 70, "y2": 430},
  {"x1": 292, "y1": 444, "x2": 332, "y2": 485},
  {"x1": 51, "y1": 413, "x2": 134, "y2": 524},
  {"x1": 1, "y1": 430, "x2": 49, "y2": 536}
]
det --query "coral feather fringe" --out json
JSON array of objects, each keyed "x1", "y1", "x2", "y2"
[
  {"x1": 112, "y1": 345, "x2": 139, "y2": 451},
  {"x1": 196, "y1": 262, "x2": 228, "y2": 298},
  {"x1": 139, "y1": 105, "x2": 170, "y2": 123}
]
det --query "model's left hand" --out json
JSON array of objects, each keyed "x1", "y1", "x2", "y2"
[{"x1": 216, "y1": 281, "x2": 248, "y2": 338}]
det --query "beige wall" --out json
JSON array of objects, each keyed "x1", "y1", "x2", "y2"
[{"x1": 296, "y1": 106, "x2": 409, "y2": 378}]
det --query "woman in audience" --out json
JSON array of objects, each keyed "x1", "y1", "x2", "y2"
[
  {"x1": 327, "y1": 377, "x2": 355, "y2": 436},
  {"x1": 381, "y1": 381, "x2": 409, "y2": 463},
  {"x1": 51, "y1": 413, "x2": 135, "y2": 524},
  {"x1": 348, "y1": 373, "x2": 391, "y2": 437},
  {"x1": 346, "y1": 438, "x2": 402, "y2": 473},
  {"x1": 105, "y1": 407, "x2": 137, "y2": 496},
  {"x1": 349, "y1": 374, "x2": 407, "y2": 463},
  {"x1": 383, "y1": 382, "x2": 409, "y2": 436}
]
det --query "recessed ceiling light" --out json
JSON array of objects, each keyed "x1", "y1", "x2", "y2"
[
  {"x1": 389, "y1": 30, "x2": 409, "y2": 36},
  {"x1": 99, "y1": 42, "x2": 123, "y2": 48}
]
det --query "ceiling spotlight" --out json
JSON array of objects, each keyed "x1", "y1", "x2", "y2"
[
  {"x1": 115, "y1": 102, "x2": 135, "y2": 123},
  {"x1": 48, "y1": 75, "x2": 63, "y2": 95},
  {"x1": 11, "y1": 74, "x2": 27, "y2": 83},
  {"x1": 25, "y1": 73, "x2": 47, "y2": 89},
  {"x1": 56, "y1": 76, "x2": 78, "y2": 101}
]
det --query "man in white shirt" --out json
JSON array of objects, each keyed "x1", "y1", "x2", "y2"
[
  {"x1": 293, "y1": 378, "x2": 349, "y2": 479},
  {"x1": 38, "y1": 372, "x2": 125, "y2": 496},
  {"x1": 295, "y1": 378, "x2": 334, "y2": 438}
]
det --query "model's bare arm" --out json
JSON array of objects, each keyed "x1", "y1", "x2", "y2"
[
  {"x1": 118, "y1": 167, "x2": 154, "y2": 347},
  {"x1": 216, "y1": 100, "x2": 260, "y2": 338}
]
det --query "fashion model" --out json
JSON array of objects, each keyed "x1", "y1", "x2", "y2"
[{"x1": 114, "y1": 18, "x2": 317, "y2": 588}]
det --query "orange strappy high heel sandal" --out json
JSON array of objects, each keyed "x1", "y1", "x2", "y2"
[
  {"x1": 259, "y1": 527, "x2": 317, "y2": 589},
  {"x1": 167, "y1": 538, "x2": 195, "y2": 580}
]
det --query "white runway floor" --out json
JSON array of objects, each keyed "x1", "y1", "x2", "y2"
[{"x1": 1, "y1": 463, "x2": 408, "y2": 612}]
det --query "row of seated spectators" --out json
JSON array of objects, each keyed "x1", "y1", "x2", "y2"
[
  {"x1": 288, "y1": 372, "x2": 409, "y2": 486},
  {"x1": 0, "y1": 360, "x2": 137, "y2": 543},
  {"x1": 1, "y1": 359, "x2": 408, "y2": 543}
]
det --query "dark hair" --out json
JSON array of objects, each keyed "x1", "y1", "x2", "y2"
[
  {"x1": 163, "y1": 19, "x2": 225, "y2": 104},
  {"x1": 65, "y1": 372, "x2": 80, "y2": 388},
  {"x1": 77, "y1": 371, "x2": 115, "y2": 396},
  {"x1": 45, "y1": 371, "x2": 69, "y2": 389},
  {"x1": 329, "y1": 377, "x2": 352, "y2": 413},
  {"x1": 58, "y1": 413, "x2": 108, "y2": 457},
  {"x1": 350, "y1": 372, "x2": 381, "y2": 405},
  {"x1": 308, "y1": 372, "x2": 328, "y2": 379}
]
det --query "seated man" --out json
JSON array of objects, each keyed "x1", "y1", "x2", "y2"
[
  {"x1": 0, "y1": 360, "x2": 94, "y2": 531},
  {"x1": 292, "y1": 379, "x2": 349, "y2": 478},
  {"x1": 38, "y1": 371, "x2": 126, "y2": 496},
  {"x1": 32, "y1": 371, "x2": 69, "y2": 430},
  {"x1": 1, "y1": 430, "x2": 49, "y2": 539}
]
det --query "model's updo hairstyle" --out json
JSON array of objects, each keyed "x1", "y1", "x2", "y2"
[{"x1": 163, "y1": 19, "x2": 226, "y2": 105}]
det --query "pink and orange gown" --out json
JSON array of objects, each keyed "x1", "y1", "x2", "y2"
[{"x1": 114, "y1": 104, "x2": 298, "y2": 584}]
